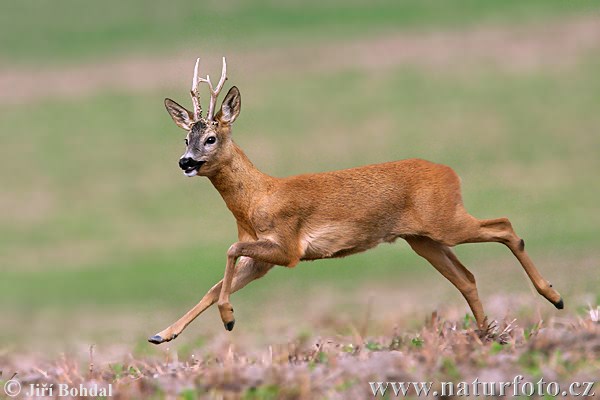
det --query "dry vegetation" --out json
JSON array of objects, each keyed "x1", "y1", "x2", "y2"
[{"x1": 3, "y1": 303, "x2": 598, "y2": 399}]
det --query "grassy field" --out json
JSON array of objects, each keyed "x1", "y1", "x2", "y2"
[
  {"x1": 1, "y1": 1, "x2": 599, "y2": 398},
  {"x1": 1, "y1": 0, "x2": 597, "y2": 65}
]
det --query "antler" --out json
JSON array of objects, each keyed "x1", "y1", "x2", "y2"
[
  {"x1": 199, "y1": 57, "x2": 227, "y2": 121},
  {"x1": 190, "y1": 57, "x2": 228, "y2": 122},
  {"x1": 190, "y1": 58, "x2": 203, "y2": 120}
]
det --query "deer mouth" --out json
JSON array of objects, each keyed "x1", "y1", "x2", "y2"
[{"x1": 182, "y1": 161, "x2": 205, "y2": 177}]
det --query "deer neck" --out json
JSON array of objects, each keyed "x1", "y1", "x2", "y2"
[{"x1": 209, "y1": 142, "x2": 272, "y2": 223}]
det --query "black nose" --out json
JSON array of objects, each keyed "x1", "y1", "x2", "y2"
[{"x1": 179, "y1": 157, "x2": 194, "y2": 170}]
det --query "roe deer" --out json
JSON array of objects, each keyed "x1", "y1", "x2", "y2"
[{"x1": 148, "y1": 57, "x2": 563, "y2": 344}]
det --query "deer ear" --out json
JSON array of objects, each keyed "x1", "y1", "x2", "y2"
[
  {"x1": 164, "y1": 98, "x2": 196, "y2": 130},
  {"x1": 215, "y1": 86, "x2": 241, "y2": 125}
]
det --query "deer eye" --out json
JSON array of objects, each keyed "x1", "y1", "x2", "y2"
[
  {"x1": 184, "y1": 138, "x2": 189, "y2": 146},
  {"x1": 205, "y1": 136, "x2": 216, "y2": 145}
]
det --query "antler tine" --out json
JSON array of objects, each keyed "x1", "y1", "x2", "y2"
[
  {"x1": 198, "y1": 57, "x2": 228, "y2": 121},
  {"x1": 214, "y1": 56, "x2": 228, "y2": 97},
  {"x1": 190, "y1": 58, "x2": 202, "y2": 120}
]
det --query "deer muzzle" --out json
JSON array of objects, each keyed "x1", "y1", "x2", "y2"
[{"x1": 179, "y1": 157, "x2": 205, "y2": 177}]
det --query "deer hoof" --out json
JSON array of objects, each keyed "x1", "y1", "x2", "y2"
[
  {"x1": 224, "y1": 319, "x2": 235, "y2": 331},
  {"x1": 148, "y1": 332, "x2": 177, "y2": 344},
  {"x1": 219, "y1": 302, "x2": 235, "y2": 329},
  {"x1": 148, "y1": 335, "x2": 164, "y2": 344},
  {"x1": 553, "y1": 298, "x2": 564, "y2": 310}
]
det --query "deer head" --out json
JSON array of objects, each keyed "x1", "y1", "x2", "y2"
[{"x1": 164, "y1": 57, "x2": 241, "y2": 177}]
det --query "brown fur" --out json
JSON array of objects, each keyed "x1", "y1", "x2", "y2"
[{"x1": 149, "y1": 78, "x2": 563, "y2": 345}]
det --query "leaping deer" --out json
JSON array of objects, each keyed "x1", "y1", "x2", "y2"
[{"x1": 149, "y1": 57, "x2": 563, "y2": 344}]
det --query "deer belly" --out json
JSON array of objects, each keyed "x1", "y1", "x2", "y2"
[{"x1": 299, "y1": 225, "x2": 382, "y2": 260}]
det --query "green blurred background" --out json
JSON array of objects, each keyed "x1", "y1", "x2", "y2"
[{"x1": 1, "y1": 1, "x2": 599, "y2": 355}]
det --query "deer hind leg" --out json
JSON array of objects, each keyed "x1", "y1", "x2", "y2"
[
  {"x1": 148, "y1": 257, "x2": 273, "y2": 344},
  {"x1": 458, "y1": 217, "x2": 563, "y2": 309},
  {"x1": 405, "y1": 236, "x2": 487, "y2": 329}
]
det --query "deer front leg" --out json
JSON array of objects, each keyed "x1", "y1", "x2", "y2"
[
  {"x1": 149, "y1": 257, "x2": 273, "y2": 344},
  {"x1": 218, "y1": 239, "x2": 298, "y2": 330}
]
